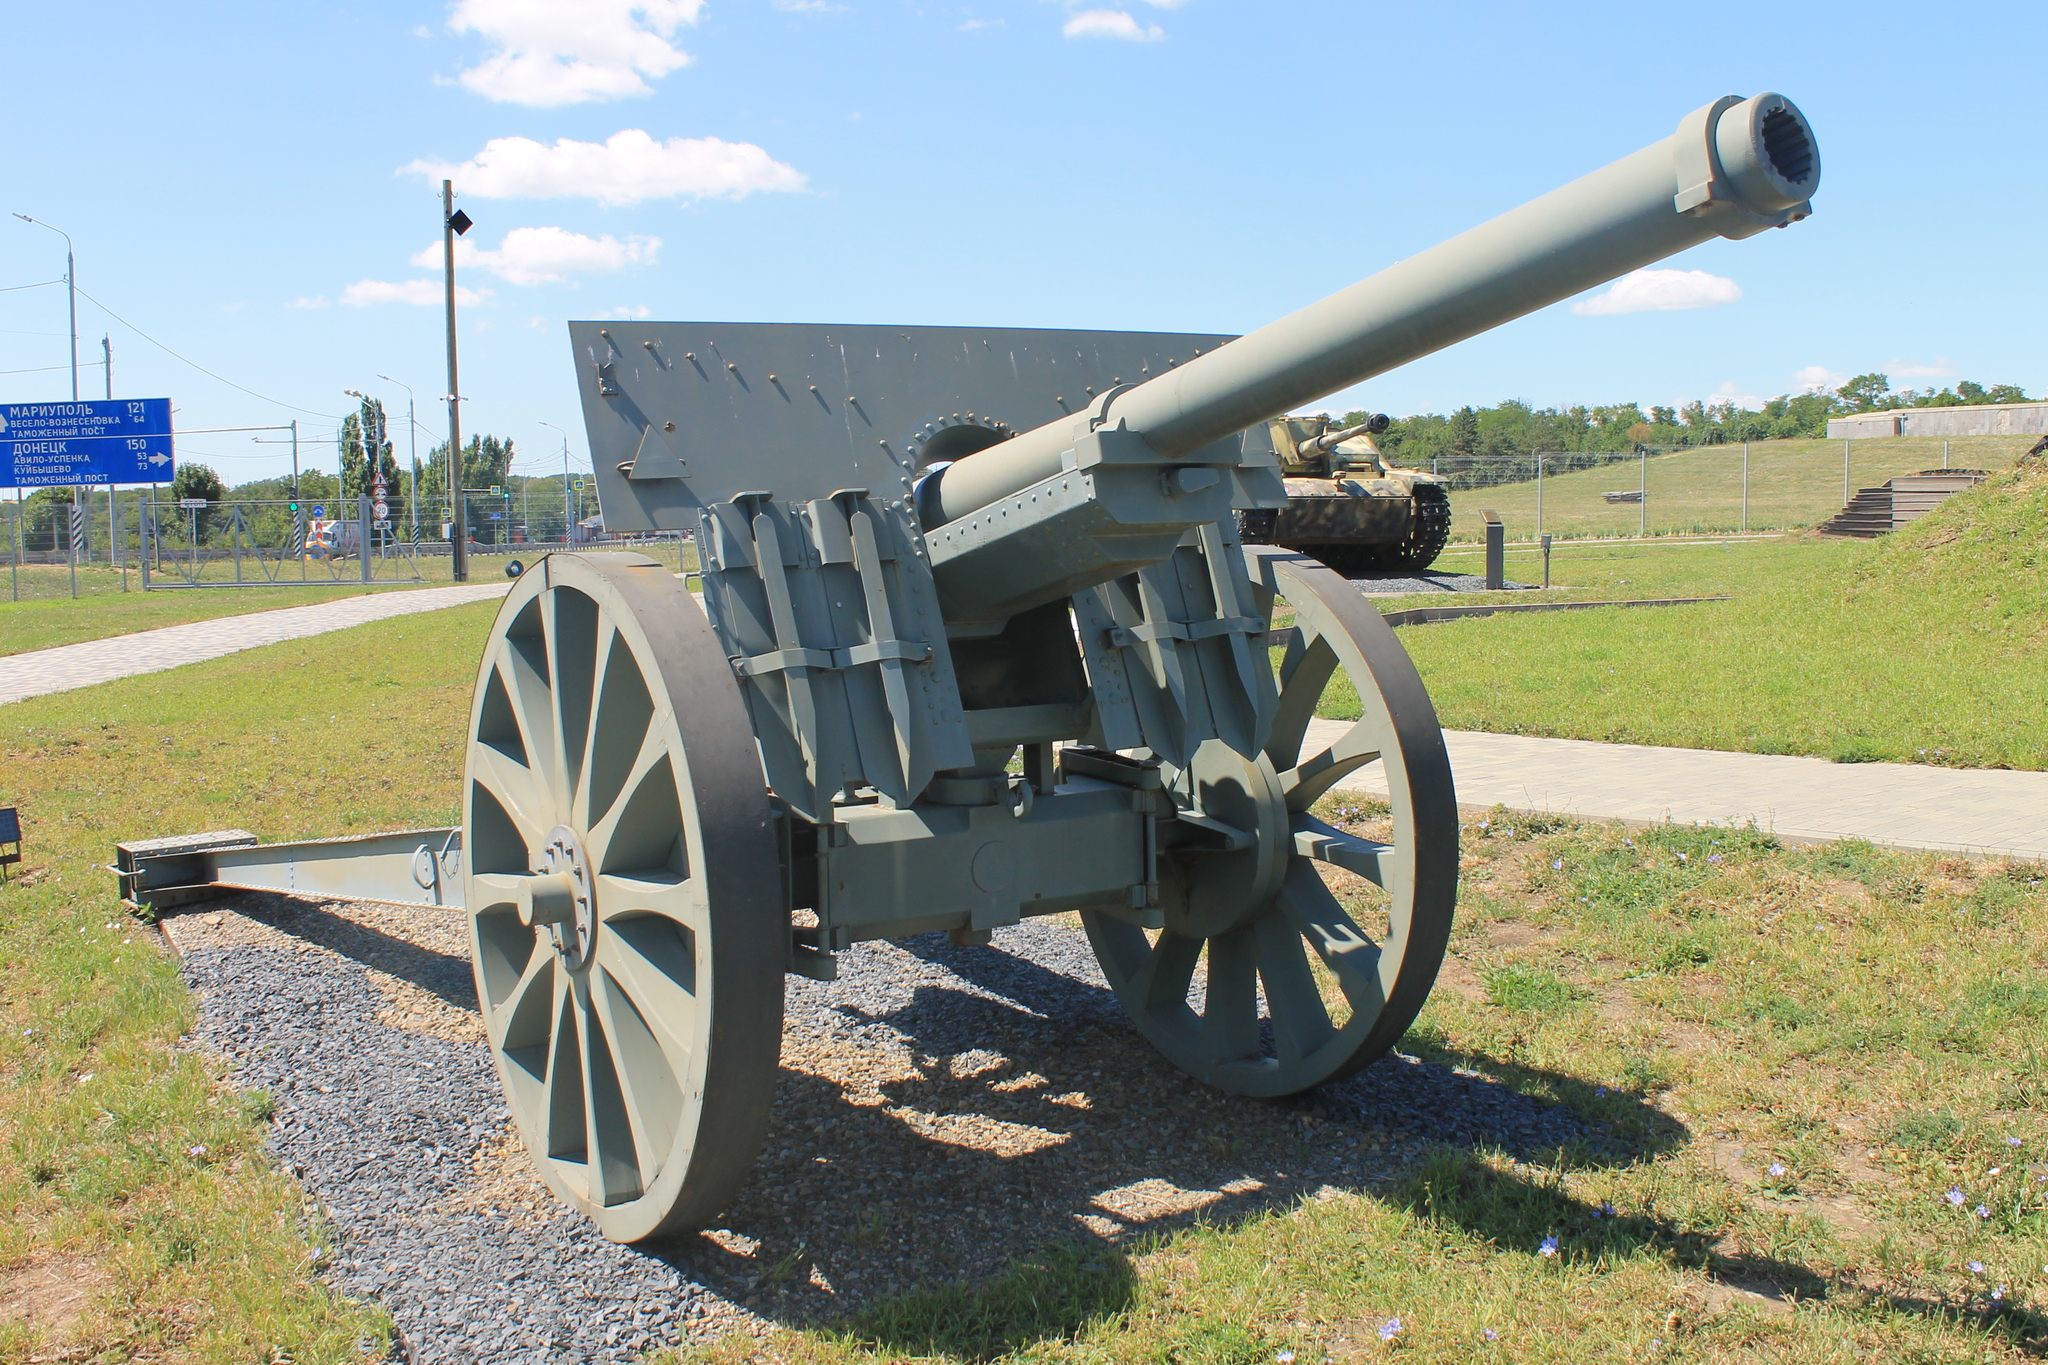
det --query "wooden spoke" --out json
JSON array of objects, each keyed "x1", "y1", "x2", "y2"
[
  {"x1": 1084, "y1": 546, "x2": 1458, "y2": 1098},
  {"x1": 465, "y1": 552, "x2": 783, "y2": 1243}
]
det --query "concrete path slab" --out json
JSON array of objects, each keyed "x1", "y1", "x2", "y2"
[
  {"x1": 0, "y1": 583, "x2": 512, "y2": 706},
  {"x1": 1313, "y1": 720, "x2": 2048, "y2": 861}
]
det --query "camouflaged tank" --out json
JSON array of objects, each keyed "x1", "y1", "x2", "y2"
[{"x1": 1234, "y1": 413, "x2": 1452, "y2": 574}]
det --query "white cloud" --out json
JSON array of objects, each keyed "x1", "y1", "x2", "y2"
[
  {"x1": 217, "y1": 301, "x2": 247, "y2": 313},
  {"x1": 409, "y1": 226, "x2": 660, "y2": 286},
  {"x1": 770, "y1": 0, "x2": 839, "y2": 10},
  {"x1": 340, "y1": 279, "x2": 492, "y2": 307},
  {"x1": 596, "y1": 304, "x2": 654, "y2": 319},
  {"x1": 1887, "y1": 356, "x2": 1957, "y2": 380},
  {"x1": 960, "y1": 17, "x2": 1005, "y2": 29},
  {"x1": 402, "y1": 129, "x2": 806, "y2": 207},
  {"x1": 290, "y1": 296, "x2": 330, "y2": 309},
  {"x1": 1793, "y1": 364, "x2": 1846, "y2": 394},
  {"x1": 1571, "y1": 268, "x2": 1741, "y2": 316},
  {"x1": 1064, "y1": 9, "x2": 1166, "y2": 40},
  {"x1": 448, "y1": 0, "x2": 704, "y2": 106},
  {"x1": 1138, "y1": 0, "x2": 1190, "y2": 6}
]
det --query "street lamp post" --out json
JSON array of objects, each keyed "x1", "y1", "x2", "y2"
[
  {"x1": 378, "y1": 375, "x2": 420, "y2": 542},
  {"x1": 442, "y1": 181, "x2": 474, "y2": 583},
  {"x1": 539, "y1": 420, "x2": 571, "y2": 545}
]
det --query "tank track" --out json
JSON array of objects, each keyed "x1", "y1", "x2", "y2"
[{"x1": 1380, "y1": 485, "x2": 1452, "y2": 571}]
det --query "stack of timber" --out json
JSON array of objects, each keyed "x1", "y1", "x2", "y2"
[{"x1": 1814, "y1": 469, "x2": 1988, "y2": 539}]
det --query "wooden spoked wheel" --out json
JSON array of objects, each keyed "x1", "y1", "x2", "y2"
[
  {"x1": 1083, "y1": 549, "x2": 1458, "y2": 1097},
  {"x1": 463, "y1": 553, "x2": 783, "y2": 1242}
]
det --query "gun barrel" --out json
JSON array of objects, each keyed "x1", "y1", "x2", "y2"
[
  {"x1": 927, "y1": 93, "x2": 1817, "y2": 526},
  {"x1": 1301, "y1": 419, "x2": 1379, "y2": 458}
]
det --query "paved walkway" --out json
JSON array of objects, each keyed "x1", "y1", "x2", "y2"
[
  {"x1": 0, "y1": 583, "x2": 511, "y2": 706},
  {"x1": 1314, "y1": 720, "x2": 2048, "y2": 861}
]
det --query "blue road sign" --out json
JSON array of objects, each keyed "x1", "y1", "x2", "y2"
[
  {"x1": 310, "y1": 504, "x2": 326, "y2": 518},
  {"x1": 0, "y1": 398, "x2": 175, "y2": 488}
]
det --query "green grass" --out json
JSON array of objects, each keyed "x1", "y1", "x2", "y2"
[
  {"x1": 1391, "y1": 462, "x2": 2048, "y2": 769},
  {"x1": 1444, "y1": 434, "x2": 2038, "y2": 542},
  {"x1": 0, "y1": 602, "x2": 499, "y2": 1361},
  {"x1": 6, "y1": 533, "x2": 2046, "y2": 1361},
  {"x1": 676, "y1": 811, "x2": 2048, "y2": 1365},
  {"x1": 0, "y1": 542, "x2": 697, "y2": 657}
]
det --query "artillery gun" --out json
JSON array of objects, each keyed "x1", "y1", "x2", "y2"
[
  {"x1": 115, "y1": 94, "x2": 1819, "y2": 1242},
  {"x1": 1237, "y1": 412, "x2": 1455, "y2": 574}
]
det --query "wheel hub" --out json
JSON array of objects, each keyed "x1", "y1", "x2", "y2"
[
  {"x1": 538, "y1": 824, "x2": 597, "y2": 969},
  {"x1": 1159, "y1": 738, "x2": 1292, "y2": 939}
]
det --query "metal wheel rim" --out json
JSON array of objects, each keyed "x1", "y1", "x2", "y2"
[
  {"x1": 1083, "y1": 548, "x2": 1458, "y2": 1097},
  {"x1": 463, "y1": 552, "x2": 783, "y2": 1242}
]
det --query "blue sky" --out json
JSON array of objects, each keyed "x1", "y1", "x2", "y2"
[{"x1": 4, "y1": 0, "x2": 2041, "y2": 486}]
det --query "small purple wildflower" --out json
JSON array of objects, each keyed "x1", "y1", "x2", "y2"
[
  {"x1": 1275, "y1": 1353, "x2": 1297, "y2": 1364},
  {"x1": 1769, "y1": 1162, "x2": 1787, "y2": 1178},
  {"x1": 1969, "y1": 1261, "x2": 1986, "y2": 1273},
  {"x1": 2011, "y1": 1137, "x2": 2024, "y2": 1148},
  {"x1": 1993, "y1": 1286, "x2": 2007, "y2": 1302},
  {"x1": 187, "y1": 1144, "x2": 207, "y2": 1158},
  {"x1": 1676, "y1": 851, "x2": 1688, "y2": 861},
  {"x1": 1595, "y1": 1086, "x2": 1607, "y2": 1097},
  {"x1": 1552, "y1": 858, "x2": 1563, "y2": 870},
  {"x1": 1599, "y1": 1200, "x2": 1616, "y2": 1218},
  {"x1": 1947, "y1": 1187, "x2": 1966, "y2": 1206},
  {"x1": 1707, "y1": 854, "x2": 1722, "y2": 864},
  {"x1": 1483, "y1": 1328, "x2": 1499, "y2": 1342},
  {"x1": 1539, "y1": 1235, "x2": 1559, "y2": 1258},
  {"x1": 1978, "y1": 1205, "x2": 1992, "y2": 1219},
  {"x1": 1378, "y1": 1318, "x2": 1402, "y2": 1342}
]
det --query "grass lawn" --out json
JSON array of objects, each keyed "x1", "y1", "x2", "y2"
[
  {"x1": 0, "y1": 541, "x2": 697, "y2": 658},
  {"x1": 1377, "y1": 464, "x2": 2048, "y2": 770},
  {"x1": 0, "y1": 601, "x2": 500, "y2": 1361},
  {"x1": 676, "y1": 814, "x2": 2048, "y2": 1364},
  {"x1": 4, "y1": 570, "x2": 2047, "y2": 1361},
  {"x1": 1443, "y1": 435, "x2": 2039, "y2": 543}
]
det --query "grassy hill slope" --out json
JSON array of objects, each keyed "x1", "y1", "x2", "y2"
[
  {"x1": 1401, "y1": 456, "x2": 2048, "y2": 769},
  {"x1": 1442, "y1": 433, "x2": 2038, "y2": 541}
]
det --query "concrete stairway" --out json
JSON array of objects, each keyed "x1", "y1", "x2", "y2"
[{"x1": 1814, "y1": 469, "x2": 1987, "y2": 538}]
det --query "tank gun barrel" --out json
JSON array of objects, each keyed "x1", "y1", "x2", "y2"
[
  {"x1": 926, "y1": 93, "x2": 1818, "y2": 528},
  {"x1": 1300, "y1": 417, "x2": 1387, "y2": 458}
]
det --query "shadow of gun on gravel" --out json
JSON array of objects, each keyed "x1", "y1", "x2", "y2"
[
  {"x1": 642, "y1": 930, "x2": 1693, "y2": 1356},
  {"x1": 204, "y1": 890, "x2": 478, "y2": 1013}
]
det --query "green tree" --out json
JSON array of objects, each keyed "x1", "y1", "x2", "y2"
[
  {"x1": 339, "y1": 398, "x2": 400, "y2": 499},
  {"x1": 1985, "y1": 383, "x2": 2029, "y2": 405},
  {"x1": 1835, "y1": 373, "x2": 1892, "y2": 412},
  {"x1": 168, "y1": 462, "x2": 227, "y2": 541},
  {"x1": 1447, "y1": 405, "x2": 1479, "y2": 454}
]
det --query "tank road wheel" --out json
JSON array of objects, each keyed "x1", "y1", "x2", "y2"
[
  {"x1": 1083, "y1": 550, "x2": 1458, "y2": 1097},
  {"x1": 462, "y1": 552, "x2": 783, "y2": 1243},
  {"x1": 1385, "y1": 484, "x2": 1452, "y2": 570}
]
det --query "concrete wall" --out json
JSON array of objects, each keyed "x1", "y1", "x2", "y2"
[{"x1": 1828, "y1": 401, "x2": 2048, "y2": 439}]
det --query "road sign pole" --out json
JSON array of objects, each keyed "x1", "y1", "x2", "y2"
[{"x1": 361, "y1": 495, "x2": 371, "y2": 585}]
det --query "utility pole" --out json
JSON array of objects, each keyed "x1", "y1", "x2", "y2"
[
  {"x1": 541, "y1": 420, "x2": 570, "y2": 544},
  {"x1": 15, "y1": 214, "x2": 83, "y2": 580},
  {"x1": 442, "y1": 181, "x2": 473, "y2": 582}
]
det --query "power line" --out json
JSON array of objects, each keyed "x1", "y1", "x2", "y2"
[
  {"x1": 0, "y1": 279, "x2": 62, "y2": 293},
  {"x1": 71, "y1": 284, "x2": 340, "y2": 420}
]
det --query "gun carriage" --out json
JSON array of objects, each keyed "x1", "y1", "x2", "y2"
[{"x1": 116, "y1": 95, "x2": 1819, "y2": 1242}]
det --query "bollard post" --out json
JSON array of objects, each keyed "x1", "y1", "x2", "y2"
[
  {"x1": 1482, "y1": 509, "x2": 1504, "y2": 589},
  {"x1": 1540, "y1": 532, "x2": 1552, "y2": 589}
]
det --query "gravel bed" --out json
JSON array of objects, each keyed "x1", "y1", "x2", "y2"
[{"x1": 172, "y1": 898, "x2": 1601, "y2": 1362}]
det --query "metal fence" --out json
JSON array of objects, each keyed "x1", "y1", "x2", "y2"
[{"x1": 1437, "y1": 437, "x2": 1994, "y2": 542}]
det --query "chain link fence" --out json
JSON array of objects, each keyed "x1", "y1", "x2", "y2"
[{"x1": 4, "y1": 489, "x2": 696, "y2": 600}]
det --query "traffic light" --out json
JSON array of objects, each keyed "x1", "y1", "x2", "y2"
[{"x1": 288, "y1": 501, "x2": 300, "y2": 514}]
